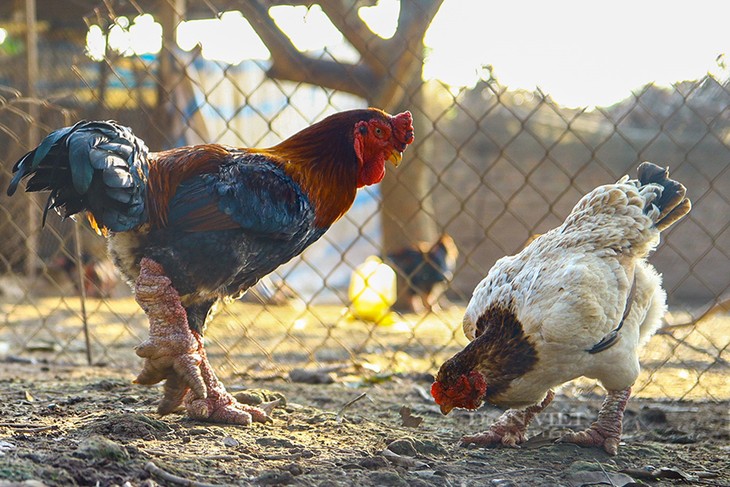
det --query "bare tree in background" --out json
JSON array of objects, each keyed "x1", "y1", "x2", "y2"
[{"x1": 236, "y1": 0, "x2": 444, "y2": 308}]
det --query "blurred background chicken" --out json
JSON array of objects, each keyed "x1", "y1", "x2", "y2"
[
  {"x1": 50, "y1": 253, "x2": 119, "y2": 299},
  {"x1": 432, "y1": 162, "x2": 691, "y2": 455},
  {"x1": 386, "y1": 233, "x2": 458, "y2": 313}
]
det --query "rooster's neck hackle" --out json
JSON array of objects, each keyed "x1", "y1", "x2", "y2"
[{"x1": 256, "y1": 118, "x2": 362, "y2": 228}]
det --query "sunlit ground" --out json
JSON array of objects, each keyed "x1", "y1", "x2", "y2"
[{"x1": 1, "y1": 297, "x2": 727, "y2": 401}]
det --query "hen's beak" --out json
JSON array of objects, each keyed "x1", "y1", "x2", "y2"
[
  {"x1": 387, "y1": 149, "x2": 403, "y2": 167},
  {"x1": 439, "y1": 403, "x2": 454, "y2": 415}
]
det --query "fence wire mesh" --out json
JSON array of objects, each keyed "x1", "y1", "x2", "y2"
[{"x1": 0, "y1": 1, "x2": 728, "y2": 402}]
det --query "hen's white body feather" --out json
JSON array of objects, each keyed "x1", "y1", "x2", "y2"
[{"x1": 463, "y1": 177, "x2": 669, "y2": 408}]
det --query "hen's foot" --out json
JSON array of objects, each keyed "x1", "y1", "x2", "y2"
[
  {"x1": 558, "y1": 387, "x2": 631, "y2": 456},
  {"x1": 132, "y1": 258, "x2": 275, "y2": 424},
  {"x1": 462, "y1": 390, "x2": 555, "y2": 447}
]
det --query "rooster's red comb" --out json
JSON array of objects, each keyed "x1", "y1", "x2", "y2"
[{"x1": 390, "y1": 111, "x2": 414, "y2": 151}]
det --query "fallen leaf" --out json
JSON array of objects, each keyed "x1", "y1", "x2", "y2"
[
  {"x1": 399, "y1": 405, "x2": 424, "y2": 428},
  {"x1": 336, "y1": 392, "x2": 369, "y2": 424}
]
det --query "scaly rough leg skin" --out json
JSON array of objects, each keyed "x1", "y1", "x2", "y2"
[
  {"x1": 462, "y1": 390, "x2": 555, "y2": 447},
  {"x1": 132, "y1": 258, "x2": 272, "y2": 425},
  {"x1": 183, "y1": 331, "x2": 271, "y2": 425},
  {"x1": 558, "y1": 387, "x2": 631, "y2": 456},
  {"x1": 133, "y1": 258, "x2": 206, "y2": 414}
]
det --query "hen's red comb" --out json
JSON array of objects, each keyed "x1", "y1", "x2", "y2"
[{"x1": 391, "y1": 111, "x2": 414, "y2": 151}]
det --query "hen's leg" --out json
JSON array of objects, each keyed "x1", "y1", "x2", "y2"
[
  {"x1": 558, "y1": 387, "x2": 630, "y2": 456},
  {"x1": 462, "y1": 390, "x2": 554, "y2": 447},
  {"x1": 133, "y1": 257, "x2": 273, "y2": 425}
]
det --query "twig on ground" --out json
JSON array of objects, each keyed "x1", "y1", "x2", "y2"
[
  {"x1": 413, "y1": 385, "x2": 432, "y2": 402},
  {"x1": 0, "y1": 423, "x2": 56, "y2": 434},
  {"x1": 15, "y1": 426, "x2": 56, "y2": 434},
  {"x1": 0, "y1": 422, "x2": 48, "y2": 429},
  {"x1": 485, "y1": 468, "x2": 555, "y2": 478},
  {"x1": 144, "y1": 461, "x2": 229, "y2": 487},
  {"x1": 261, "y1": 453, "x2": 304, "y2": 461},
  {"x1": 335, "y1": 392, "x2": 369, "y2": 424},
  {"x1": 381, "y1": 449, "x2": 429, "y2": 469},
  {"x1": 596, "y1": 461, "x2": 617, "y2": 487}
]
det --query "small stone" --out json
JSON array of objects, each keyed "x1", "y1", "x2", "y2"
[
  {"x1": 288, "y1": 368, "x2": 335, "y2": 384},
  {"x1": 223, "y1": 437, "x2": 239, "y2": 447},
  {"x1": 359, "y1": 456, "x2": 389, "y2": 470},
  {"x1": 386, "y1": 438, "x2": 417, "y2": 457},
  {"x1": 367, "y1": 471, "x2": 408, "y2": 487},
  {"x1": 74, "y1": 435, "x2": 129, "y2": 461},
  {"x1": 253, "y1": 470, "x2": 295, "y2": 485}
]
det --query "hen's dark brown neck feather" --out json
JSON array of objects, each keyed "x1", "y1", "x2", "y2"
[{"x1": 441, "y1": 306, "x2": 538, "y2": 401}]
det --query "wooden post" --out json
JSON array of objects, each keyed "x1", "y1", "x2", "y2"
[
  {"x1": 156, "y1": 0, "x2": 185, "y2": 146},
  {"x1": 24, "y1": 0, "x2": 40, "y2": 278}
]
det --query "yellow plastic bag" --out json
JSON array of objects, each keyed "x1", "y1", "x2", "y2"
[{"x1": 348, "y1": 256, "x2": 396, "y2": 323}]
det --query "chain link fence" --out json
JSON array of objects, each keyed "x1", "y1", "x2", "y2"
[{"x1": 0, "y1": 1, "x2": 728, "y2": 402}]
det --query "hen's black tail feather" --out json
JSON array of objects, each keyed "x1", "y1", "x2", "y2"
[
  {"x1": 7, "y1": 120, "x2": 150, "y2": 233},
  {"x1": 637, "y1": 162, "x2": 692, "y2": 232}
]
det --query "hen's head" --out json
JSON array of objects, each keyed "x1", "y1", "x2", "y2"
[
  {"x1": 431, "y1": 368, "x2": 487, "y2": 415},
  {"x1": 353, "y1": 109, "x2": 414, "y2": 187}
]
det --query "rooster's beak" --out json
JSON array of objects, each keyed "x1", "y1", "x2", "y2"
[
  {"x1": 387, "y1": 149, "x2": 403, "y2": 167},
  {"x1": 439, "y1": 403, "x2": 454, "y2": 415}
]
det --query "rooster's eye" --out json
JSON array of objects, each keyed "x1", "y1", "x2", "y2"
[{"x1": 374, "y1": 127, "x2": 383, "y2": 137}]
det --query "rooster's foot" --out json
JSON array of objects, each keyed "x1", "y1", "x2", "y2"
[
  {"x1": 132, "y1": 258, "x2": 279, "y2": 424},
  {"x1": 461, "y1": 390, "x2": 555, "y2": 448},
  {"x1": 185, "y1": 392, "x2": 277, "y2": 426},
  {"x1": 557, "y1": 387, "x2": 631, "y2": 456},
  {"x1": 133, "y1": 258, "x2": 206, "y2": 414}
]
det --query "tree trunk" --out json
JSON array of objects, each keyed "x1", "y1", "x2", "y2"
[{"x1": 381, "y1": 77, "x2": 439, "y2": 310}]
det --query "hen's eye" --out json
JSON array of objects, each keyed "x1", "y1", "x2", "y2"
[{"x1": 374, "y1": 127, "x2": 383, "y2": 137}]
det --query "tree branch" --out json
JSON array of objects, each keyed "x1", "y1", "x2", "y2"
[
  {"x1": 239, "y1": 0, "x2": 377, "y2": 100},
  {"x1": 372, "y1": 0, "x2": 444, "y2": 108},
  {"x1": 319, "y1": 1, "x2": 389, "y2": 75},
  {"x1": 238, "y1": 0, "x2": 443, "y2": 110}
]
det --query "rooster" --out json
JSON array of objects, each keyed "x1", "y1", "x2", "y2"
[
  {"x1": 431, "y1": 162, "x2": 690, "y2": 455},
  {"x1": 7, "y1": 108, "x2": 414, "y2": 425}
]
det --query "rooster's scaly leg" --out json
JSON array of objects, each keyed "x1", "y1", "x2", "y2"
[
  {"x1": 558, "y1": 387, "x2": 630, "y2": 456},
  {"x1": 462, "y1": 390, "x2": 555, "y2": 447},
  {"x1": 133, "y1": 257, "x2": 271, "y2": 425}
]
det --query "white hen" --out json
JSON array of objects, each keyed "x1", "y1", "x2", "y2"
[{"x1": 431, "y1": 162, "x2": 691, "y2": 455}]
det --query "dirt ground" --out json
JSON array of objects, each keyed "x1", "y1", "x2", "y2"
[{"x1": 0, "y1": 361, "x2": 727, "y2": 487}]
